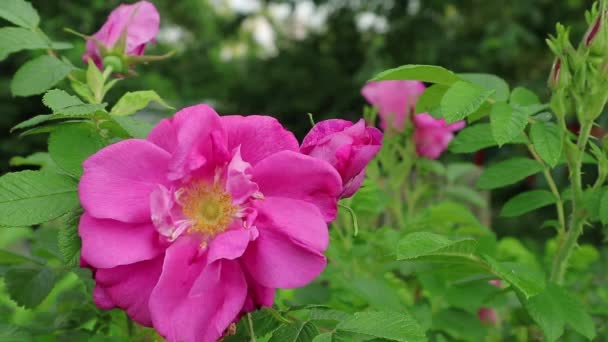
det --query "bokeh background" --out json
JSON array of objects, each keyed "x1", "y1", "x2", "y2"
[{"x1": 0, "y1": 0, "x2": 600, "y2": 243}]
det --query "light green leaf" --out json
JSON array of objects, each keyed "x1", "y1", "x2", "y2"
[
  {"x1": 10, "y1": 55, "x2": 73, "y2": 96},
  {"x1": 9, "y1": 152, "x2": 58, "y2": 172},
  {"x1": 0, "y1": 27, "x2": 48, "y2": 61},
  {"x1": 269, "y1": 321, "x2": 320, "y2": 342},
  {"x1": 524, "y1": 283, "x2": 596, "y2": 341},
  {"x1": 446, "y1": 163, "x2": 479, "y2": 183},
  {"x1": 111, "y1": 90, "x2": 173, "y2": 116},
  {"x1": 415, "y1": 84, "x2": 449, "y2": 118},
  {"x1": 42, "y1": 89, "x2": 84, "y2": 111},
  {"x1": 371, "y1": 64, "x2": 461, "y2": 85},
  {"x1": 501, "y1": 190, "x2": 556, "y2": 217},
  {"x1": 12, "y1": 113, "x2": 95, "y2": 132},
  {"x1": 336, "y1": 311, "x2": 426, "y2": 342},
  {"x1": 312, "y1": 333, "x2": 333, "y2": 342},
  {"x1": 0, "y1": 0, "x2": 39, "y2": 28},
  {"x1": 530, "y1": 122, "x2": 563, "y2": 168},
  {"x1": 441, "y1": 81, "x2": 495, "y2": 123},
  {"x1": 490, "y1": 102, "x2": 529, "y2": 146},
  {"x1": 5, "y1": 266, "x2": 57, "y2": 308},
  {"x1": 0, "y1": 171, "x2": 79, "y2": 226},
  {"x1": 49, "y1": 123, "x2": 106, "y2": 177},
  {"x1": 483, "y1": 256, "x2": 545, "y2": 298},
  {"x1": 460, "y1": 73, "x2": 509, "y2": 102},
  {"x1": 510, "y1": 87, "x2": 540, "y2": 106},
  {"x1": 476, "y1": 158, "x2": 543, "y2": 190},
  {"x1": 86, "y1": 58, "x2": 104, "y2": 100},
  {"x1": 397, "y1": 232, "x2": 477, "y2": 261},
  {"x1": 432, "y1": 309, "x2": 486, "y2": 341}
]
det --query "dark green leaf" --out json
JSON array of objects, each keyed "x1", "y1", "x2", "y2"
[
  {"x1": 269, "y1": 321, "x2": 320, "y2": 342},
  {"x1": 500, "y1": 190, "x2": 556, "y2": 217},
  {"x1": 476, "y1": 158, "x2": 543, "y2": 190},
  {"x1": 371, "y1": 64, "x2": 461, "y2": 85},
  {"x1": 510, "y1": 87, "x2": 540, "y2": 106},
  {"x1": 460, "y1": 73, "x2": 509, "y2": 102},
  {"x1": 530, "y1": 122, "x2": 563, "y2": 168},
  {"x1": 11, "y1": 55, "x2": 73, "y2": 96},
  {"x1": 524, "y1": 283, "x2": 596, "y2": 341},
  {"x1": 5, "y1": 266, "x2": 57, "y2": 308},
  {"x1": 441, "y1": 81, "x2": 494, "y2": 123},
  {"x1": 490, "y1": 102, "x2": 529, "y2": 146},
  {"x1": 483, "y1": 256, "x2": 545, "y2": 298},
  {"x1": 0, "y1": 171, "x2": 79, "y2": 226},
  {"x1": 397, "y1": 232, "x2": 477, "y2": 261},
  {"x1": 449, "y1": 123, "x2": 527, "y2": 153},
  {"x1": 415, "y1": 84, "x2": 449, "y2": 118},
  {"x1": 49, "y1": 123, "x2": 106, "y2": 177},
  {"x1": 58, "y1": 211, "x2": 82, "y2": 268},
  {"x1": 336, "y1": 311, "x2": 426, "y2": 342}
]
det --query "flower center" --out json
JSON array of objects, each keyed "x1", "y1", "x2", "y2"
[{"x1": 180, "y1": 182, "x2": 236, "y2": 237}]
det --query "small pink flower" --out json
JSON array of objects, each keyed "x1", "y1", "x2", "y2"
[
  {"x1": 478, "y1": 308, "x2": 498, "y2": 325},
  {"x1": 361, "y1": 80, "x2": 426, "y2": 131},
  {"x1": 79, "y1": 105, "x2": 342, "y2": 342},
  {"x1": 412, "y1": 113, "x2": 465, "y2": 159},
  {"x1": 83, "y1": 1, "x2": 160, "y2": 67},
  {"x1": 301, "y1": 119, "x2": 382, "y2": 198}
]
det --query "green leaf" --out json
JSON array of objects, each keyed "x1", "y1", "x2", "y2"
[
  {"x1": 86, "y1": 58, "x2": 104, "y2": 100},
  {"x1": 11, "y1": 55, "x2": 73, "y2": 96},
  {"x1": 0, "y1": 323, "x2": 32, "y2": 342},
  {"x1": 500, "y1": 190, "x2": 557, "y2": 217},
  {"x1": 49, "y1": 123, "x2": 106, "y2": 177},
  {"x1": 441, "y1": 81, "x2": 495, "y2": 123},
  {"x1": 0, "y1": 171, "x2": 79, "y2": 226},
  {"x1": 57, "y1": 212, "x2": 81, "y2": 268},
  {"x1": 510, "y1": 87, "x2": 540, "y2": 106},
  {"x1": 42, "y1": 89, "x2": 84, "y2": 111},
  {"x1": 0, "y1": 0, "x2": 39, "y2": 28},
  {"x1": 432, "y1": 309, "x2": 486, "y2": 341},
  {"x1": 476, "y1": 158, "x2": 543, "y2": 190},
  {"x1": 530, "y1": 122, "x2": 563, "y2": 168},
  {"x1": 312, "y1": 333, "x2": 333, "y2": 342},
  {"x1": 0, "y1": 249, "x2": 37, "y2": 265},
  {"x1": 371, "y1": 64, "x2": 461, "y2": 85},
  {"x1": 336, "y1": 311, "x2": 426, "y2": 342},
  {"x1": 0, "y1": 27, "x2": 48, "y2": 61},
  {"x1": 524, "y1": 283, "x2": 596, "y2": 341},
  {"x1": 397, "y1": 232, "x2": 477, "y2": 261},
  {"x1": 415, "y1": 84, "x2": 449, "y2": 118},
  {"x1": 600, "y1": 189, "x2": 608, "y2": 225},
  {"x1": 9, "y1": 152, "x2": 59, "y2": 172},
  {"x1": 446, "y1": 163, "x2": 479, "y2": 183},
  {"x1": 12, "y1": 113, "x2": 92, "y2": 132},
  {"x1": 5, "y1": 266, "x2": 57, "y2": 308},
  {"x1": 490, "y1": 102, "x2": 529, "y2": 146},
  {"x1": 111, "y1": 90, "x2": 173, "y2": 116},
  {"x1": 444, "y1": 186, "x2": 487, "y2": 208},
  {"x1": 269, "y1": 321, "x2": 320, "y2": 342},
  {"x1": 483, "y1": 256, "x2": 545, "y2": 298},
  {"x1": 449, "y1": 123, "x2": 527, "y2": 153},
  {"x1": 460, "y1": 73, "x2": 509, "y2": 102},
  {"x1": 109, "y1": 116, "x2": 155, "y2": 138}
]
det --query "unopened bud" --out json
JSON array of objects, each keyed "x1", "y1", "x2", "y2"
[
  {"x1": 548, "y1": 58, "x2": 570, "y2": 90},
  {"x1": 102, "y1": 56, "x2": 124, "y2": 73}
]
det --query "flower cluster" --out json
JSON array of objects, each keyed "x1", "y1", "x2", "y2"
[
  {"x1": 362, "y1": 80, "x2": 465, "y2": 159},
  {"x1": 78, "y1": 105, "x2": 381, "y2": 342}
]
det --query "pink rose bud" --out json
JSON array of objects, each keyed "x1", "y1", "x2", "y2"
[
  {"x1": 83, "y1": 1, "x2": 160, "y2": 68},
  {"x1": 361, "y1": 80, "x2": 426, "y2": 131},
  {"x1": 301, "y1": 119, "x2": 383, "y2": 198},
  {"x1": 478, "y1": 308, "x2": 498, "y2": 325},
  {"x1": 412, "y1": 113, "x2": 465, "y2": 159},
  {"x1": 585, "y1": 13, "x2": 602, "y2": 47}
]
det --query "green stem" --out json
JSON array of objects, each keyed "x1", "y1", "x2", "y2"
[
  {"x1": 550, "y1": 120, "x2": 593, "y2": 283},
  {"x1": 246, "y1": 313, "x2": 257, "y2": 342},
  {"x1": 527, "y1": 144, "x2": 566, "y2": 234}
]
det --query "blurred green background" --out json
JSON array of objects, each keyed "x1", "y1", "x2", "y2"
[
  {"x1": 0, "y1": 0, "x2": 594, "y2": 170},
  {"x1": 0, "y1": 0, "x2": 600, "y2": 243}
]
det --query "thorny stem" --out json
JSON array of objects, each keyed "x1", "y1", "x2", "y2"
[{"x1": 550, "y1": 120, "x2": 593, "y2": 284}]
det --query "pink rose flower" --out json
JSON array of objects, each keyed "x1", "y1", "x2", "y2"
[
  {"x1": 83, "y1": 1, "x2": 160, "y2": 67},
  {"x1": 301, "y1": 119, "x2": 382, "y2": 198},
  {"x1": 361, "y1": 80, "x2": 426, "y2": 131},
  {"x1": 412, "y1": 113, "x2": 465, "y2": 159},
  {"x1": 79, "y1": 105, "x2": 342, "y2": 342}
]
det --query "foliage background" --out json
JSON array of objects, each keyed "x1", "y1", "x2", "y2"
[{"x1": 0, "y1": 0, "x2": 597, "y2": 241}]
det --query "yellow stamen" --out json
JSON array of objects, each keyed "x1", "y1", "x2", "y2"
[{"x1": 180, "y1": 182, "x2": 236, "y2": 237}]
